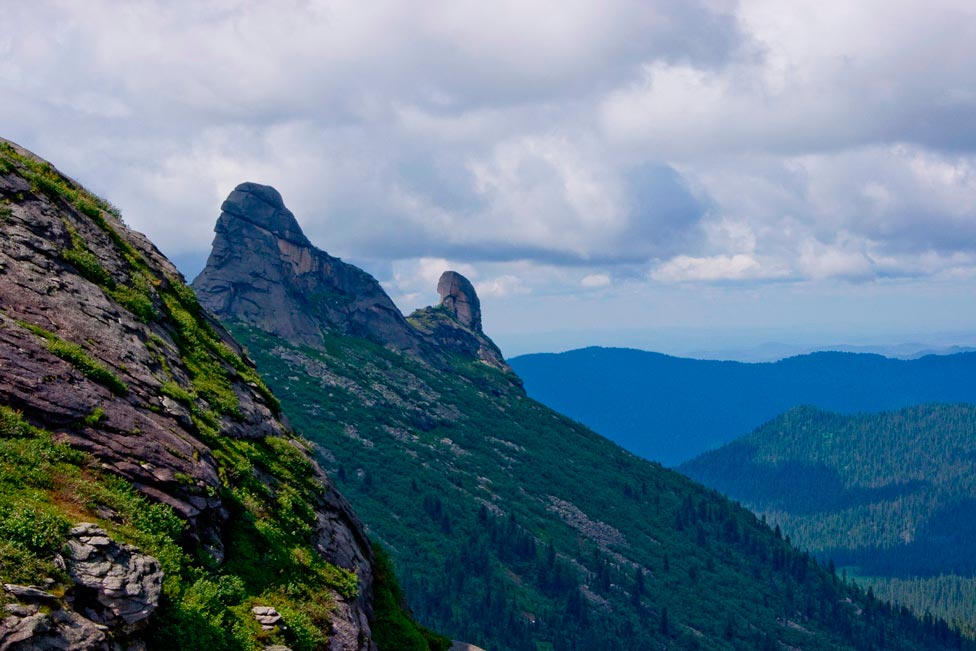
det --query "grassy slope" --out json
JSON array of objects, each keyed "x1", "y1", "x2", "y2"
[
  {"x1": 0, "y1": 141, "x2": 442, "y2": 651},
  {"x1": 680, "y1": 404, "x2": 976, "y2": 635},
  {"x1": 230, "y1": 324, "x2": 970, "y2": 651}
]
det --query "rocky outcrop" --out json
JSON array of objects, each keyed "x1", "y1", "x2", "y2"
[
  {"x1": 1, "y1": 605, "x2": 108, "y2": 651},
  {"x1": 407, "y1": 272, "x2": 511, "y2": 373},
  {"x1": 193, "y1": 185, "x2": 519, "y2": 378},
  {"x1": 437, "y1": 271, "x2": 481, "y2": 332},
  {"x1": 0, "y1": 139, "x2": 381, "y2": 650},
  {"x1": 64, "y1": 524, "x2": 162, "y2": 630},
  {"x1": 193, "y1": 183, "x2": 420, "y2": 352},
  {"x1": 1, "y1": 525, "x2": 161, "y2": 651}
]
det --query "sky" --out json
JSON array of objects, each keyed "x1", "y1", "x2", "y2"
[{"x1": 3, "y1": 0, "x2": 976, "y2": 358}]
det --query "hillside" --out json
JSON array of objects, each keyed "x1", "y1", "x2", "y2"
[
  {"x1": 194, "y1": 182, "x2": 970, "y2": 651},
  {"x1": 0, "y1": 139, "x2": 444, "y2": 651},
  {"x1": 509, "y1": 347, "x2": 976, "y2": 465},
  {"x1": 680, "y1": 404, "x2": 976, "y2": 634}
]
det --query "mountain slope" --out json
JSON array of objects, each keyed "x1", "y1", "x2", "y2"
[
  {"x1": 194, "y1": 184, "x2": 970, "y2": 651},
  {"x1": 0, "y1": 139, "x2": 444, "y2": 651},
  {"x1": 680, "y1": 404, "x2": 976, "y2": 632},
  {"x1": 509, "y1": 346, "x2": 976, "y2": 465}
]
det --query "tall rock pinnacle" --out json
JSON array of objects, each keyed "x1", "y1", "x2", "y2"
[
  {"x1": 437, "y1": 270, "x2": 482, "y2": 332},
  {"x1": 193, "y1": 182, "x2": 420, "y2": 351}
]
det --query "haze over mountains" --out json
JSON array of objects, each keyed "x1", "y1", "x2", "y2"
[{"x1": 510, "y1": 347, "x2": 976, "y2": 466}]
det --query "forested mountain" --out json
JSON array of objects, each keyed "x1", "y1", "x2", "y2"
[
  {"x1": 193, "y1": 182, "x2": 971, "y2": 651},
  {"x1": 681, "y1": 404, "x2": 976, "y2": 634},
  {"x1": 0, "y1": 139, "x2": 443, "y2": 650},
  {"x1": 509, "y1": 347, "x2": 976, "y2": 465}
]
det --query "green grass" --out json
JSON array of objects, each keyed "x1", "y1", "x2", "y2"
[
  {"x1": 0, "y1": 141, "x2": 121, "y2": 228},
  {"x1": 0, "y1": 399, "x2": 403, "y2": 651},
  {"x1": 19, "y1": 321, "x2": 128, "y2": 396}
]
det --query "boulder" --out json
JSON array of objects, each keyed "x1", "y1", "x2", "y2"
[
  {"x1": 64, "y1": 524, "x2": 162, "y2": 630},
  {"x1": 0, "y1": 608, "x2": 108, "y2": 651}
]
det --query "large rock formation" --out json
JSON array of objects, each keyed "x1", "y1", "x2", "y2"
[
  {"x1": 194, "y1": 185, "x2": 514, "y2": 375},
  {"x1": 0, "y1": 139, "x2": 393, "y2": 650},
  {"x1": 64, "y1": 523, "x2": 163, "y2": 630},
  {"x1": 193, "y1": 183, "x2": 420, "y2": 352},
  {"x1": 2, "y1": 524, "x2": 163, "y2": 651}
]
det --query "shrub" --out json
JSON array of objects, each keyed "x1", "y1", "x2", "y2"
[
  {"x1": 0, "y1": 405, "x2": 39, "y2": 438},
  {"x1": 46, "y1": 338, "x2": 128, "y2": 396},
  {"x1": 0, "y1": 505, "x2": 71, "y2": 554}
]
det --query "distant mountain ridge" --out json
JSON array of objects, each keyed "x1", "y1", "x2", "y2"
[
  {"x1": 684, "y1": 341, "x2": 976, "y2": 363},
  {"x1": 509, "y1": 346, "x2": 976, "y2": 465}
]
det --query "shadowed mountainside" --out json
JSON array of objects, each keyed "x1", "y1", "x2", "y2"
[{"x1": 681, "y1": 404, "x2": 976, "y2": 634}]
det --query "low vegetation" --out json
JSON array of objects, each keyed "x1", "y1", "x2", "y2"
[
  {"x1": 19, "y1": 320, "x2": 129, "y2": 396},
  {"x1": 0, "y1": 401, "x2": 361, "y2": 651}
]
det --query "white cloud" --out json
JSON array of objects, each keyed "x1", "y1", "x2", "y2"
[
  {"x1": 581, "y1": 274, "x2": 612, "y2": 288},
  {"x1": 477, "y1": 275, "x2": 531, "y2": 298},
  {"x1": 3, "y1": 0, "x2": 976, "y2": 341},
  {"x1": 651, "y1": 254, "x2": 779, "y2": 282}
]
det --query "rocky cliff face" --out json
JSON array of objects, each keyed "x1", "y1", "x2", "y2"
[
  {"x1": 0, "y1": 139, "x2": 418, "y2": 651},
  {"x1": 193, "y1": 183, "x2": 421, "y2": 353},
  {"x1": 193, "y1": 185, "x2": 512, "y2": 374}
]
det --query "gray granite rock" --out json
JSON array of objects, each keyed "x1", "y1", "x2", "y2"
[
  {"x1": 64, "y1": 525, "x2": 162, "y2": 630},
  {"x1": 408, "y1": 272, "x2": 513, "y2": 373},
  {"x1": 0, "y1": 140, "x2": 381, "y2": 651},
  {"x1": 0, "y1": 609, "x2": 108, "y2": 651},
  {"x1": 194, "y1": 182, "x2": 420, "y2": 353},
  {"x1": 437, "y1": 271, "x2": 482, "y2": 332}
]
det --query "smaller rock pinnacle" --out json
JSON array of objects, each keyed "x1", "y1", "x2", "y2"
[{"x1": 437, "y1": 271, "x2": 482, "y2": 333}]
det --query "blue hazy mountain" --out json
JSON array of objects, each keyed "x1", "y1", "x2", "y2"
[{"x1": 509, "y1": 347, "x2": 976, "y2": 465}]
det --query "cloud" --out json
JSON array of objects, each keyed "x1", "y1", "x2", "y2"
[
  {"x1": 651, "y1": 254, "x2": 770, "y2": 282},
  {"x1": 581, "y1": 274, "x2": 611, "y2": 288},
  {"x1": 601, "y1": 1, "x2": 976, "y2": 157},
  {"x1": 3, "y1": 0, "x2": 976, "y2": 344}
]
